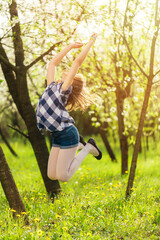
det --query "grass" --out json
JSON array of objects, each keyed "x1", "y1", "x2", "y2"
[{"x1": 0, "y1": 136, "x2": 160, "y2": 239}]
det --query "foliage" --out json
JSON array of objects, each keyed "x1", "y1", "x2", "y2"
[
  {"x1": 0, "y1": 138, "x2": 160, "y2": 239},
  {"x1": 1, "y1": 0, "x2": 160, "y2": 143}
]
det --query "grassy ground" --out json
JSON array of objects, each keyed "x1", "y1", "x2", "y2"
[{"x1": 0, "y1": 136, "x2": 160, "y2": 240}]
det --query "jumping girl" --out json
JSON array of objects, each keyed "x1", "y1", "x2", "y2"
[{"x1": 36, "y1": 33, "x2": 102, "y2": 182}]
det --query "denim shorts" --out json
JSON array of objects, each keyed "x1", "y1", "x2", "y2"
[{"x1": 51, "y1": 125, "x2": 79, "y2": 149}]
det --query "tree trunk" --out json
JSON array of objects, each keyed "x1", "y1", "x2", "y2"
[
  {"x1": 99, "y1": 128, "x2": 117, "y2": 162},
  {"x1": 0, "y1": 58, "x2": 61, "y2": 197},
  {"x1": 126, "y1": 80, "x2": 152, "y2": 196},
  {"x1": 0, "y1": 127, "x2": 18, "y2": 157},
  {"x1": 0, "y1": 145, "x2": 29, "y2": 224},
  {"x1": 126, "y1": 0, "x2": 159, "y2": 197},
  {"x1": 116, "y1": 88, "x2": 128, "y2": 174},
  {"x1": 146, "y1": 136, "x2": 149, "y2": 150},
  {"x1": 0, "y1": 28, "x2": 61, "y2": 199},
  {"x1": 112, "y1": 2, "x2": 129, "y2": 174}
]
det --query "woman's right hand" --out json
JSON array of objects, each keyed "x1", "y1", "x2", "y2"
[{"x1": 71, "y1": 42, "x2": 84, "y2": 48}]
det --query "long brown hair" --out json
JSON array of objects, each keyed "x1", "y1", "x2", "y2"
[{"x1": 66, "y1": 74, "x2": 94, "y2": 111}]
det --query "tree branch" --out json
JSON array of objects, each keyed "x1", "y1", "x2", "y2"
[
  {"x1": 0, "y1": 105, "x2": 11, "y2": 115},
  {"x1": 7, "y1": 125, "x2": 29, "y2": 139},
  {"x1": 27, "y1": 72, "x2": 41, "y2": 97},
  {"x1": 0, "y1": 54, "x2": 17, "y2": 72},
  {"x1": 123, "y1": 0, "x2": 148, "y2": 79},
  {"x1": 26, "y1": 40, "x2": 63, "y2": 70},
  {"x1": 149, "y1": 0, "x2": 160, "y2": 77},
  {"x1": 154, "y1": 68, "x2": 160, "y2": 77},
  {"x1": 26, "y1": 1, "x2": 85, "y2": 71},
  {"x1": 9, "y1": 0, "x2": 25, "y2": 66},
  {"x1": 93, "y1": 49, "x2": 113, "y2": 88}
]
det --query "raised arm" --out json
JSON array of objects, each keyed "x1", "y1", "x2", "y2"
[
  {"x1": 61, "y1": 33, "x2": 97, "y2": 91},
  {"x1": 47, "y1": 43, "x2": 83, "y2": 86}
]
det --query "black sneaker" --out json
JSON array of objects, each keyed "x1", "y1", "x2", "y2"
[
  {"x1": 88, "y1": 138, "x2": 102, "y2": 160},
  {"x1": 79, "y1": 135, "x2": 86, "y2": 146}
]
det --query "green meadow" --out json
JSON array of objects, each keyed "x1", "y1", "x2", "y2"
[{"x1": 0, "y1": 137, "x2": 160, "y2": 240}]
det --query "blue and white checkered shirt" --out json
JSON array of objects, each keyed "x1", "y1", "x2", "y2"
[{"x1": 36, "y1": 81, "x2": 75, "y2": 132}]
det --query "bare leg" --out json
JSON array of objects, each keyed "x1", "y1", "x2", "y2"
[{"x1": 47, "y1": 147, "x2": 60, "y2": 180}]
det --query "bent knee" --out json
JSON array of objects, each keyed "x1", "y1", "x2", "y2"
[
  {"x1": 47, "y1": 170, "x2": 57, "y2": 180},
  {"x1": 57, "y1": 172, "x2": 70, "y2": 182}
]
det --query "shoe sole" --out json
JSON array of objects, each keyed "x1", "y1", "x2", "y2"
[{"x1": 88, "y1": 138, "x2": 102, "y2": 160}]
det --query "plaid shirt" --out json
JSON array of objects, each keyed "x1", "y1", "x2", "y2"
[{"x1": 36, "y1": 81, "x2": 75, "y2": 132}]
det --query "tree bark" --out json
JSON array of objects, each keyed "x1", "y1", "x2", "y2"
[
  {"x1": 126, "y1": 80, "x2": 152, "y2": 196},
  {"x1": 0, "y1": 145, "x2": 29, "y2": 224},
  {"x1": 116, "y1": 88, "x2": 128, "y2": 174},
  {"x1": 112, "y1": 0, "x2": 130, "y2": 174},
  {"x1": 126, "y1": 0, "x2": 159, "y2": 197},
  {"x1": 0, "y1": 50, "x2": 61, "y2": 197},
  {"x1": 99, "y1": 128, "x2": 117, "y2": 162}
]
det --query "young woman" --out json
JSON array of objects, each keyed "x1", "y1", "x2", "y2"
[{"x1": 36, "y1": 33, "x2": 102, "y2": 182}]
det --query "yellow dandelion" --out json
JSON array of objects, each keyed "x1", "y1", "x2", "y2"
[
  {"x1": 84, "y1": 196, "x2": 89, "y2": 199},
  {"x1": 21, "y1": 212, "x2": 27, "y2": 215},
  {"x1": 24, "y1": 226, "x2": 30, "y2": 230},
  {"x1": 11, "y1": 209, "x2": 16, "y2": 212},
  {"x1": 37, "y1": 229, "x2": 43, "y2": 236},
  {"x1": 62, "y1": 226, "x2": 68, "y2": 231},
  {"x1": 87, "y1": 232, "x2": 92, "y2": 236},
  {"x1": 55, "y1": 214, "x2": 61, "y2": 218},
  {"x1": 31, "y1": 197, "x2": 35, "y2": 200},
  {"x1": 16, "y1": 214, "x2": 20, "y2": 217},
  {"x1": 34, "y1": 218, "x2": 41, "y2": 222},
  {"x1": 65, "y1": 212, "x2": 70, "y2": 216}
]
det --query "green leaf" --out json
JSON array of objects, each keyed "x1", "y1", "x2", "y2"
[{"x1": 0, "y1": 79, "x2": 3, "y2": 84}]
